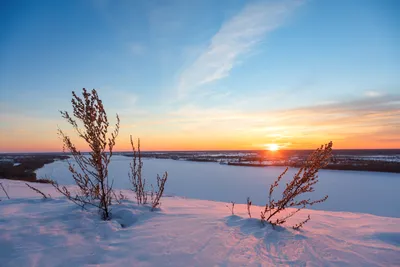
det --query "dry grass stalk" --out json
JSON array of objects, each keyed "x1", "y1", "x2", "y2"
[
  {"x1": 151, "y1": 172, "x2": 168, "y2": 210},
  {"x1": 52, "y1": 88, "x2": 120, "y2": 220},
  {"x1": 25, "y1": 183, "x2": 49, "y2": 199},
  {"x1": 129, "y1": 136, "x2": 147, "y2": 205},
  {"x1": 0, "y1": 183, "x2": 10, "y2": 200},
  {"x1": 247, "y1": 197, "x2": 252, "y2": 218},
  {"x1": 226, "y1": 201, "x2": 235, "y2": 215},
  {"x1": 260, "y1": 141, "x2": 332, "y2": 229}
]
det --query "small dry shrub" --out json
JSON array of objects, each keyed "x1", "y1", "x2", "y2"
[
  {"x1": 247, "y1": 197, "x2": 252, "y2": 218},
  {"x1": 226, "y1": 201, "x2": 235, "y2": 215},
  {"x1": 129, "y1": 136, "x2": 147, "y2": 204},
  {"x1": 260, "y1": 142, "x2": 332, "y2": 229},
  {"x1": 52, "y1": 88, "x2": 120, "y2": 220},
  {"x1": 151, "y1": 172, "x2": 168, "y2": 210},
  {"x1": 129, "y1": 135, "x2": 168, "y2": 210}
]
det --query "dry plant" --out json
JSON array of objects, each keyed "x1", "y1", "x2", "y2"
[
  {"x1": 0, "y1": 183, "x2": 10, "y2": 200},
  {"x1": 51, "y1": 88, "x2": 120, "y2": 220},
  {"x1": 25, "y1": 183, "x2": 50, "y2": 199},
  {"x1": 151, "y1": 172, "x2": 168, "y2": 210},
  {"x1": 260, "y1": 141, "x2": 332, "y2": 229},
  {"x1": 226, "y1": 201, "x2": 235, "y2": 215},
  {"x1": 129, "y1": 136, "x2": 147, "y2": 204},
  {"x1": 247, "y1": 197, "x2": 252, "y2": 218},
  {"x1": 129, "y1": 135, "x2": 168, "y2": 210}
]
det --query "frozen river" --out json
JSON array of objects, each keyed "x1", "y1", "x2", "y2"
[{"x1": 36, "y1": 155, "x2": 400, "y2": 218}]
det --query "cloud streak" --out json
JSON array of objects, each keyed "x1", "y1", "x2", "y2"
[{"x1": 178, "y1": 0, "x2": 301, "y2": 97}]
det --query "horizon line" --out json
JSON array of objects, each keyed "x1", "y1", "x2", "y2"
[{"x1": 1, "y1": 148, "x2": 400, "y2": 154}]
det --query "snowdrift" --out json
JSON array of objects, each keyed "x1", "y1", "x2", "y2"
[{"x1": 1, "y1": 179, "x2": 399, "y2": 266}]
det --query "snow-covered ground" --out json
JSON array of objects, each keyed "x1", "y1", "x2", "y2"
[
  {"x1": 1, "y1": 179, "x2": 399, "y2": 267},
  {"x1": 36, "y1": 156, "x2": 400, "y2": 217}
]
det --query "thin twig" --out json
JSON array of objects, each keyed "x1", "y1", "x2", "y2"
[
  {"x1": 226, "y1": 201, "x2": 235, "y2": 215},
  {"x1": 25, "y1": 183, "x2": 48, "y2": 199},
  {"x1": 0, "y1": 183, "x2": 10, "y2": 199}
]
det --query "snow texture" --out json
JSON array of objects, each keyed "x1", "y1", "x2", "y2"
[{"x1": 1, "y1": 179, "x2": 399, "y2": 267}]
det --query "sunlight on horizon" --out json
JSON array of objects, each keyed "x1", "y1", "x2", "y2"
[{"x1": 265, "y1": 143, "x2": 280, "y2": 151}]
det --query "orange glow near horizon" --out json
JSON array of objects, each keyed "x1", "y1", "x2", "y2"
[
  {"x1": 1, "y1": 135, "x2": 400, "y2": 153},
  {"x1": 1, "y1": 104, "x2": 400, "y2": 153}
]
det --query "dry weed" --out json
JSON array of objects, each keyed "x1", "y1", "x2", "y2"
[
  {"x1": 52, "y1": 88, "x2": 120, "y2": 220},
  {"x1": 260, "y1": 142, "x2": 332, "y2": 229}
]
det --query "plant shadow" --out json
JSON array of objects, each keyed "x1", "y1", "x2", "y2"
[
  {"x1": 224, "y1": 215, "x2": 308, "y2": 244},
  {"x1": 110, "y1": 199, "x2": 165, "y2": 228},
  {"x1": 369, "y1": 232, "x2": 400, "y2": 247},
  {"x1": 223, "y1": 215, "x2": 310, "y2": 265}
]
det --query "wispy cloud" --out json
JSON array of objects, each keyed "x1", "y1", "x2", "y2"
[
  {"x1": 177, "y1": 0, "x2": 301, "y2": 97},
  {"x1": 364, "y1": 90, "x2": 384, "y2": 98}
]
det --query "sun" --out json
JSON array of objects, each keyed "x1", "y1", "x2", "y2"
[{"x1": 266, "y1": 143, "x2": 280, "y2": 151}]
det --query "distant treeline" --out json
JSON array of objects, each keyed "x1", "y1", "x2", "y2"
[{"x1": 0, "y1": 155, "x2": 68, "y2": 183}]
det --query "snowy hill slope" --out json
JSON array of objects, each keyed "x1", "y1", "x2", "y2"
[{"x1": 1, "y1": 179, "x2": 399, "y2": 266}]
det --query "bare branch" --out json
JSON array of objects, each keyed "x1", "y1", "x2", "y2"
[
  {"x1": 25, "y1": 183, "x2": 49, "y2": 199},
  {"x1": 293, "y1": 215, "x2": 311, "y2": 230}
]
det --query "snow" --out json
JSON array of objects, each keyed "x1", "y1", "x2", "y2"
[
  {"x1": 0, "y1": 179, "x2": 399, "y2": 267},
  {"x1": 36, "y1": 156, "x2": 400, "y2": 217}
]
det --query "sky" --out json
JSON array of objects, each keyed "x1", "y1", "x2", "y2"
[{"x1": 0, "y1": 0, "x2": 399, "y2": 152}]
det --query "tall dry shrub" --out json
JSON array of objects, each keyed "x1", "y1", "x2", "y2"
[
  {"x1": 129, "y1": 135, "x2": 168, "y2": 210},
  {"x1": 260, "y1": 141, "x2": 332, "y2": 229},
  {"x1": 52, "y1": 88, "x2": 120, "y2": 220}
]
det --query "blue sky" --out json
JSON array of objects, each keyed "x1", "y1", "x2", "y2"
[{"x1": 0, "y1": 0, "x2": 399, "y2": 151}]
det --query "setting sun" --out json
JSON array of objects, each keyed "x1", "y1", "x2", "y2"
[{"x1": 266, "y1": 143, "x2": 280, "y2": 151}]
